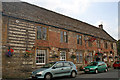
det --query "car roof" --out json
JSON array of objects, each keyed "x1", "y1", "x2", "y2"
[{"x1": 52, "y1": 61, "x2": 73, "y2": 63}]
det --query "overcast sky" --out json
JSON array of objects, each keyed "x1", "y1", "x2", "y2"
[{"x1": 19, "y1": 0, "x2": 119, "y2": 40}]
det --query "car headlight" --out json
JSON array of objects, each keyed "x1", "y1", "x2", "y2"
[
  {"x1": 37, "y1": 71, "x2": 43, "y2": 74},
  {"x1": 83, "y1": 68, "x2": 85, "y2": 69}
]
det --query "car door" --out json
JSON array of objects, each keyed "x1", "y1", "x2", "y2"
[
  {"x1": 98, "y1": 63, "x2": 103, "y2": 72},
  {"x1": 51, "y1": 62, "x2": 64, "y2": 77},
  {"x1": 102, "y1": 63, "x2": 107, "y2": 71},
  {"x1": 63, "y1": 62, "x2": 72, "y2": 75}
]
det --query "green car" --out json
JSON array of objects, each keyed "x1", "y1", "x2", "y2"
[{"x1": 83, "y1": 61, "x2": 108, "y2": 74}]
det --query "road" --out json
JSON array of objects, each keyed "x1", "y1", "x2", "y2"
[
  {"x1": 53, "y1": 69, "x2": 119, "y2": 80},
  {"x1": 1, "y1": 68, "x2": 119, "y2": 80}
]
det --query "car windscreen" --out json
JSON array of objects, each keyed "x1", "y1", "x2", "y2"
[
  {"x1": 42, "y1": 62, "x2": 56, "y2": 68},
  {"x1": 88, "y1": 62, "x2": 98, "y2": 66}
]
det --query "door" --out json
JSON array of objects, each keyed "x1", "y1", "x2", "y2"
[
  {"x1": 102, "y1": 63, "x2": 107, "y2": 71},
  {"x1": 63, "y1": 62, "x2": 72, "y2": 75},
  {"x1": 51, "y1": 62, "x2": 64, "y2": 77},
  {"x1": 98, "y1": 63, "x2": 103, "y2": 72}
]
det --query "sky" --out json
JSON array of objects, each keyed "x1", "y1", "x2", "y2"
[{"x1": 17, "y1": 0, "x2": 118, "y2": 40}]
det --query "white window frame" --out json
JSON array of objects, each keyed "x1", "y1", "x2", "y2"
[
  {"x1": 60, "y1": 51, "x2": 66, "y2": 61},
  {"x1": 36, "y1": 49, "x2": 46, "y2": 65}
]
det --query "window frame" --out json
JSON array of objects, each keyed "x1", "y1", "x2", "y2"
[
  {"x1": 88, "y1": 52, "x2": 93, "y2": 63},
  {"x1": 88, "y1": 40, "x2": 92, "y2": 47},
  {"x1": 97, "y1": 40, "x2": 101, "y2": 48},
  {"x1": 77, "y1": 35, "x2": 82, "y2": 45},
  {"x1": 111, "y1": 43, "x2": 113, "y2": 49},
  {"x1": 60, "y1": 51, "x2": 66, "y2": 61},
  {"x1": 60, "y1": 31, "x2": 68, "y2": 43},
  {"x1": 36, "y1": 49, "x2": 46, "y2": 65},
  {"x1": 76, "y1": 51, "x2": 83, "y2": 64},
  {"x1": 37, "y1": 26, "x2": 47, "y2": 40},
  {"x1": 104, "y1": 42, "x2": 108, "y2": 49}
]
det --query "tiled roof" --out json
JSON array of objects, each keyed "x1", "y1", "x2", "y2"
[{"x1": 2, "y1": 2, "x2": 116, "y2": 42}]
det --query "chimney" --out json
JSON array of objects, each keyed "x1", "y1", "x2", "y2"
[{"x1": 98, "y1": 24, "x2": 103, "y2": 29}]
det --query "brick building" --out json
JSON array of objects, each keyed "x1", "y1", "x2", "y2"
[{"x1": 2, "y1": 2, "x2": 117, "y2": 78}]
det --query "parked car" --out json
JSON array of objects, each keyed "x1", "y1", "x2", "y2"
[
  {"x1": 113, "y1": 61, "x2": 120, "y2": 69},
  {"x1": 83, "y1": 61, "x2": 108, "y2": 74},
  {"x1": 31, "y1": 61, "x2": 77, "y2": 80}
]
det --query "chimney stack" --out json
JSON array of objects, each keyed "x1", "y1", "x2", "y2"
[{"x1": 99, "y1": 24, "x2": 103, "y2": 29}]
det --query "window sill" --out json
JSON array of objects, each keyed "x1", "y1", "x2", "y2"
[{"x1": 36, "y1": 63, "x2": 45, "y2": 65}]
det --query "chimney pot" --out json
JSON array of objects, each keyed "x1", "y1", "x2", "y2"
[{"x1": 99, "y1": 24, "x2": 103, "y2": 29}]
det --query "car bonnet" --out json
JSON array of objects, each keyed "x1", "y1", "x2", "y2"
[
  {"x1": 85, "y1": 66, "x2": 97, "y2": 69},
  {"x1": 32, "y1": 68, "x2": 47, "y2": 74}
]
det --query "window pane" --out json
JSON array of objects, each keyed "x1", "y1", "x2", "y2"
[
  {"x1": 80, "y1": 51, "x2": 83, "y2": 63},
  {"x1": 97, "y1": 40, "x2": 100, "y2": 48},
  {"x1": 111, "y1": 43, "x2": 113, "y2": 49},
  {"x1": 37, "y1": 26, "x2": 42, "y2": 39},
  {"x1": 65, "y1": 35, "x2": 68, "y2": 43},
  {"x1": 105, "y1": 42, "x2": 107, "y2": 49},
  {"x1": 56, "y1": 62, "x2": 63, "y2": 68},
  {"x1": 64, "y1": 32, "x2": 67, "y2": 35},
  {"x1": 77, "y1": 35, "x2": 79, "y2": 44},
  {"x1": 88, "y1": 41, "x2": 92, "y2": 47},
  {"x1": 64, "y1": 32, "x2": 68, "y2": 43},
  {"x1": 77, "y1": 35, "x2": 82, "y2": 45},
  {"x1": 43, "y1": 27, "x2": 47, "y2": 40},
  {"x1": 60, "y1": 31, "x2": 63, "y2": 42},
  {"x1": 79, "y1": 36, "x2": 82, "y2": 45},
  {"x1": 64, "y1": 62, "x2": 71, "y2": 67},
  {"x1": 76, "y1": 51, "x2": 79, "y2": 63}
]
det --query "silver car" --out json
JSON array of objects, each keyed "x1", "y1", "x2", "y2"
[{"x1": 31, "y1": 61, "x2": 77, "y2": 80}]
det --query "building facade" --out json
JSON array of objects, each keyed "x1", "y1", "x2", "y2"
[{"x1": 2, "y1": 2, "x2": 117, "y2": 78}]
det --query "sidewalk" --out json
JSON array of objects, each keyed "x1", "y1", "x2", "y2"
[{"x1": 77, "y1": 67, "x2": 114, "y2": 75}]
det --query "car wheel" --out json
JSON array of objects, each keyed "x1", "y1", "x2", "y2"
[
  {"x1": 71, "y1": 71, "x2": 76, "y2": 78},
  {"x1": 114, "y1": 67, "x2": 116, "y2": 69},
  {"x1": 104, "y1": 68, "x2": 108, "y2": 72},
  {"x1": 44, "y1": 73, "x2": 52, "y2": 80},
  {"x1": 85, "y1": 71, "x2": 87, "y2": 74},
  {"x1": 95, "y1": 69, "x2": 98, "y2": 74}
]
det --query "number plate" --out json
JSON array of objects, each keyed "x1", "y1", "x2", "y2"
[{"x1": 85, "y1": 69, "x2": 89, "y2": 71}]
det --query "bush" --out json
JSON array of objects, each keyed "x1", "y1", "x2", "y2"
[
  {"x1": 79, "y1": 66, "x2": 84, "y2": 71},
  {"x1": 71, "y1": 54, "x2": 76, "y2": 59}
]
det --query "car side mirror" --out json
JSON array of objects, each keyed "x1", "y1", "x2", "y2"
[
  {"x1": 98, "y1": 65, "x2": 101, "y2": 67},
  {"x1": 52, "y1": 66, "x2": 56, "y2": 69}
]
